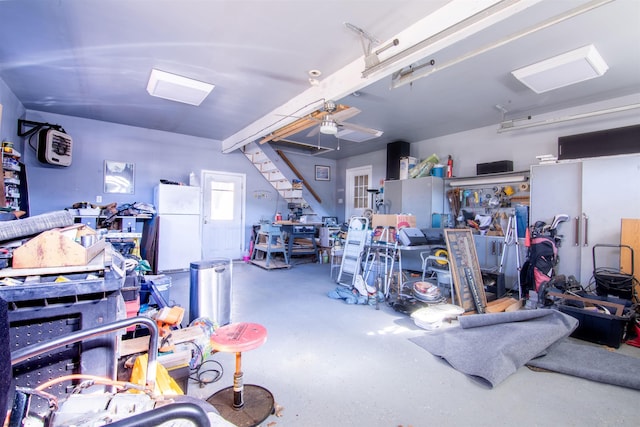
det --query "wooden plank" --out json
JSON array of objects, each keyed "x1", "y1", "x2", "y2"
[
  {"x1": 0, "y1": 247, "x2": 112, "y2": 277},
  {"x1": 485, "y1": 297, "x2": 519, "y2": 313},
  {"x1": 621, "y1": 218, "x2": 639, "y2": 302},
  {"x1": 260, "y1": 112, "x2": 323, "y2": 144},
  {"x1": 250, "y1": 258, "x2": 291, "y2": 270},
  {"x1": 259, "y1": 104, "x2": 350, "y2": 144},
  {"x1": 277, "y1": 150, "x2": 322, "y2": 203},
  {"x1": 120, "y1": 326, "x2": 206, "y2": 356},
  {"x1": 12, "y1": 226, "x2": 106, "y2": 269}
]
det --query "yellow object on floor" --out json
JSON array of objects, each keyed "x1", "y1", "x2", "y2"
[{"x1": 130, "y1": 354, "x2": 184, "y2": 396}]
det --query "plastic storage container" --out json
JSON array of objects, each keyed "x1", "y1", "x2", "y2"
[
  {"x1": 140, "y1": 275, "x2": 172, "y2": 306},
  {"x1": 189, "y1": 258, "x2": 232, "y2": 326},
  {"x1": 558, "y1": 295, "x2": 631, "y2": 348}
]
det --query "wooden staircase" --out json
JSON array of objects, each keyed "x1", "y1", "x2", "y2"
[{"x1": 242, "y1": 141, "x2": 327, "y2": 219}]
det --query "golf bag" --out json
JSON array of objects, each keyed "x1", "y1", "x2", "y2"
[{"x1": 521, "y1": 234, "x2": 558, "y2": 295}]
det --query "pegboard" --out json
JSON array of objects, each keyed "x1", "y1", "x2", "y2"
[{"x1": 5, "y1": 281, "x2": 121, "y2": 416}]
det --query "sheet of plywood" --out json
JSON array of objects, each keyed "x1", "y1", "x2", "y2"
[{"x1": 621, "y1": 218, "x2": 639, "y2": 301}]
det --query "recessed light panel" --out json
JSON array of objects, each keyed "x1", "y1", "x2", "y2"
[
  {"x1": 512, "y1": 45, "x2": 608, "y2": 94},
  {"x1": 147, "y1": 69, "x2": 214, "y2": 106}
]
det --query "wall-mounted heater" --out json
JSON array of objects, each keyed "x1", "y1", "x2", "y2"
[{"x1": 37, "y1": 128, "x2": 73, "y2": 166}]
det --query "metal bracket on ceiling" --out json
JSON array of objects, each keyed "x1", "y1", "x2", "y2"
[{"x1": 345, "y1": 22, "x2": 399, "y2": 71}]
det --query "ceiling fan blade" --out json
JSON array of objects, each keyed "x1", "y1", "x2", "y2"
[
  {"x1": 307, "y1": 126, "x2": 320, "y2": 137},
  {"x1": 339, "y1": 122, "x2": 383, "y2": 136},
  {"x1": 332, "y1": 107, "x2": 361, "y2": 122}
]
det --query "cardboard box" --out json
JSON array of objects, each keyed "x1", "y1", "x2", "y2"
[
  {"x1": 12, "y1": 224, "x2": 106, "y2": 269},
  {"x1": 371, "y1": 214, "x2": 416, "y2": 243},
  {"x1": 372, "y1": 214, "x2": 416, "y2": 229},
  {"x1": 399, "y1": 156, "x2": 417, "y2": 180}
]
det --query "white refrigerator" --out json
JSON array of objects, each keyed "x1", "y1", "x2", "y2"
[{"x1": 154, "y1": 183, "x2": 202, "y2": 272}]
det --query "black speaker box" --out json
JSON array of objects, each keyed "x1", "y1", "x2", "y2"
[
  {"x1": 558, "y1": 124, "x2": 640, "y2": 160},
  {"x1": 386, "y1": 141, "x2": 410, "y2": 180},
  {"x1": 476, "y1": 160, "x2": 513, "y2": 175}
]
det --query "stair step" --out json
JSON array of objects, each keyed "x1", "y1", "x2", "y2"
[{"x1": 244, "y1": 140, "x2": 325, "y2": 218}]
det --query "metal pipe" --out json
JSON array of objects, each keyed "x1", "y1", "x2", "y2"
[
  {"x1": 11, "y1": 316, "x2": 159, "y2": 392},
  {"x1": 363, "y1": 0, "x2": 525, "y2": 78},
  {"x1": 388, "y1": 0, "x2": 613, "y2": 88},
  {"x1": 498, "y1": 103, "x2": 640, "y2": 133}
]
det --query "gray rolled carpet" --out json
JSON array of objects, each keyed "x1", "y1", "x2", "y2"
[
  {"x1": 0, "y1": 210, "x2": 74, "y2": 242},
  {"x1": 410, "y1": 309, "x2": 578, "y2": 388},
  {"x1": 527, "y1": 339, "x2": 640, "y2": 390}
]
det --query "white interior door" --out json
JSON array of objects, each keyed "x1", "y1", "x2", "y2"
[
  {"x1": 201, "y1": 171, "x2": 245, "y2": 260},
  {"x1": 345, "y1": 165, "x2": 372, "y2": 221}
]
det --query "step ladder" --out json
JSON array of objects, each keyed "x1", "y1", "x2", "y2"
[{"x1": 336, "y1": 217, "x2": 369, "y2": 288}]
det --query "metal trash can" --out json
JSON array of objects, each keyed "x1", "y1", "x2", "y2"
[{"x1": 189, "y1": 258, "x2": 232, "y2": 326}]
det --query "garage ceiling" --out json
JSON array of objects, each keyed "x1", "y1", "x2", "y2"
[{"x1": 0, "y1": 0, "x2": 638, "y2": 159}]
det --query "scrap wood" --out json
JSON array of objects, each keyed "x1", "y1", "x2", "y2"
[
  {"x1": 274, "y1": 403, "x2": 284, "y2": 417},
  {"x1": 505, "y1": 299, "x2": 523, "y2": 312},
  {"x1": 120, "y1": 325, "x2": 205, "y2": 356},
  {"x1": 485, "y1": 297, "x2": 520, "y2": 313},
  {"x1": 547, "y1": 291, "x2": 624, "y2": 316},
  {"x1": 465, "y1": 296, "x2": 520, "y2": 314}
]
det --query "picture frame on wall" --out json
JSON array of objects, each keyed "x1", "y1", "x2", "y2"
[
  {"x1": 315, "y1": 165, "x2": 330, "y2": 181},
  {"x1": 104, "y1": 160, "x2": 135, "y2": 194}
]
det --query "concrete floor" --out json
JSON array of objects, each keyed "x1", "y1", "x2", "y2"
[{"x1": 164, "y1": 260, "x2": 640, "y2": 427}]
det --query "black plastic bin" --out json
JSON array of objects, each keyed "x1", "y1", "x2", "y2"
[{"x1": 558, "y1": 294, "x2": 632, "y2": 348}]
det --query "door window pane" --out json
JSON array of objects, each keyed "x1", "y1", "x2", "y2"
[
  {"x1": 353, "y1": 174, "x2": 369, "y2": 209},
  {"x1": 210, "y1": 181, "x2": 234, "y2": 220}
]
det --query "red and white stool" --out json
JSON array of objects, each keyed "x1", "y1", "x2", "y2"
[{"x1": 207, "y1": 322, "x2": 274, "y2": 427}]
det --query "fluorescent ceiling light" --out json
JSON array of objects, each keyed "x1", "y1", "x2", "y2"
[
  {"x1": 449, "y1": 175, "x2": 527, "y2": 187},
  {"x1": 512, "y1": 45, "x2": 608, "y2": 94},
  {"x1": 147, "y1": 69, "x2": 214, "y2": 106}
]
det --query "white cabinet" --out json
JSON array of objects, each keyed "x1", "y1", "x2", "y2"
[
  {"x1": 153, "y1": 184, "x2": 202, "y2": 272},
  {"x1": 530, "y1": 154, "x2": 640, "y2": 284},
  {"x1": 383, "y1": 176, "x2": 444, "y2": 229}
]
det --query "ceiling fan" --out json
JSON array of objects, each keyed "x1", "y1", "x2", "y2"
[{"x1": 259, "y1": 100, "x2": 382, "y2": 144}]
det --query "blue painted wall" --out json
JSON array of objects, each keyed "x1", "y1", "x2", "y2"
[
  {"x1": 3, "y1": 74, "x2": 637, "y2": 245},
  {"x1": 0, "y1": 77, "x2": 26, "y2": 151},
  {"x1": 1, "y1": 77, "x2": 337, "y2": 252}
]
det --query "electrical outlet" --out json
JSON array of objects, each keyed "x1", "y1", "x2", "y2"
[{"x1": 96, "y1": 195, "x2": 102, "y2": 203}]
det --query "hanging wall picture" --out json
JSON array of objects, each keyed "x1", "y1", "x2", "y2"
[
  {"x1": 104, "y1": 160, "x2": 135, "y2": 194},
  {"x1": 315, "y1": 165, "x2": 330, "y2": 181}
]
